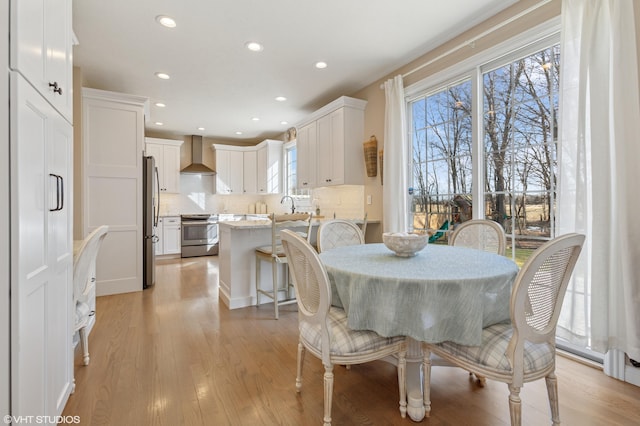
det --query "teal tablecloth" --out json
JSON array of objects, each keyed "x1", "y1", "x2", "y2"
[{"x1": 318, "y1": 243, "x2": 519, "y2": 345}]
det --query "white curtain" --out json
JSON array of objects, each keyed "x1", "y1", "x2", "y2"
[
  {"x1": 383, "y1": 75, "x2": 409, "y2": 233},
  {"x1": 557, "y1": 0, "x2": 640, "y2": 362}
]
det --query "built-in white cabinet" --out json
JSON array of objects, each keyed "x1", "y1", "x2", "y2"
[
  {"x1": 215, "y1": 148, "x2": 244, "y2": 194},
  {"x1": 145, "y1": 138, "x2": 183, "y2": 193},
  {"x1": 295, "y1": 96, "x2": 367, "y2": 188},
  {"x1": 10, "y1": 0, "x2": 73, "y2": 122},
  {"x1": 10, "y1": 72, "x2": 74, "y2": 419},
  {"x1": 213, "y1": 140, "x2": 283, "y2": 195},
  {"x1": 297, "y1": 122, "x2": 318, "y2": 188},
  {"x1": 257, "y1": 140, "x2": 284, "y2": 193},
  {"x1": 243, "y1": 150, "x2": 258, "y2": 194},
  {"x1": 9, "y1": 0, "x2": 74, "y2": 418},
  {"x1": 82, "y1": 88, "x2": 148, "y2": 296},
  {"x1": 161, "y1": 216, "x2": 181, "y2": 255}
]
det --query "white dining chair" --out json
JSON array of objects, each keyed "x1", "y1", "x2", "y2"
[
  {"x1": 316, "y1": 219, "x2": 365, "y2": 253},
  {"x1": 280, "y1": 229, "x2": 408, "y2": 425},
  {"x1": 449, "y1": 219, "x2": 507, "y2": 255},
  {"x1": 422, "y1": 233, "x2": 585, "y2": 425},
  {"x1": 73, "y1": 225, "x2": 109, "y2": 367}
]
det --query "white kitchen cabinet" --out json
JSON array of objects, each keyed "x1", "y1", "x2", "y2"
[
  {"x1": 296, "y1": 122, "x2": 317, "y2": 189},
  {"x1": 162, "y1": 216, "x2": 182, "y2": 255},
  {"x1": 10, "y1": 72, "x2": 73, "y2": 418},
  {"x1": 145, "y1": 138, "x2": 183, "y2": 193},
  {"x1": 10, "y1": 0, "x2": 73, "y2": 122},
  {"x1": 215, "y1": 148, "x2": 244, "y2": 194},
  {"x1": 82, "y1": 88, "x2": 148, "y2": 296},
  {"x1": 243, "y1": 150, "x2": 258, "y2": 194},
  {"x1": 214, "y1": 141, "x2": 283, "y2": 195},
  {"x1": 296, "y1": 96, "x2": 366, "y2": 188},
  {"x1": 257, "y1": 139, "x2": 283, "y2": 194}
]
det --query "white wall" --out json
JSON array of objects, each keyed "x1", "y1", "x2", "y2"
[{"x1": 1, "y1": 0, "x2": 11, "y2": 417}]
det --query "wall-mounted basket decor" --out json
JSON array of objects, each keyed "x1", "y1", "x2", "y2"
[{"x1": 363, "y1": 135, "x2": 378, "y2": 177}]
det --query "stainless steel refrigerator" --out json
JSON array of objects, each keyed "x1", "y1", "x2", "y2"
[{"x1": 143, "y1": 156, "x2": 160, "y2": 288}]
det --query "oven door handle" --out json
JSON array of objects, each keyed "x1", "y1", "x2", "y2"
[{"x1": 181, "y1": 221, "x2": 217, "y2": 226}]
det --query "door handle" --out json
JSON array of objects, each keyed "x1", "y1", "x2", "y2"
[{"x1": 49, "y1": 174, "x2": 63, "y2": 211}]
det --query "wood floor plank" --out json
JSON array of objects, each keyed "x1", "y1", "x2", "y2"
[{"x1": 63, "y1": 256, "x2": 640, "y2": 425}]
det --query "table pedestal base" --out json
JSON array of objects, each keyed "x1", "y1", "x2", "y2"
[{"x1": 384, "y1": 338, "x2": 456, "y2": 422}]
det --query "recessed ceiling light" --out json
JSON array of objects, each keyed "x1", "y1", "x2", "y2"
[
  {"x1": 280, "y1": 121, "x2": 288, "y2": 125},
  {"x1": 155, "y1": 72, "x2": 170, "y2": 80},
  {"x1": 155, "y1": 102, "x2": 166, "y2": 107},
  {"x1": 245, "y1": 41, "x2": 264, "y2": 52},
  {"x1": 315, "y1": 61, "x2": 328, "y2": 69},
  {"x1": 251, "y1": 117, "x2": 260, "y2": 121},
  {"x1": 197, "y1": 127, "x2": 205, "y2": 131},
  {"x1": 235, "y1": 131, "x2": 243, "y2": 135},
  {"x1": 155, "y1": 15, "x2": 176, "y2": 28},
  {"x1": 275, "y1": 96, "x2": 287, "y2": 102},
  {"x1": 155, "y1": 122, "x2": 164, "y2": 126}
]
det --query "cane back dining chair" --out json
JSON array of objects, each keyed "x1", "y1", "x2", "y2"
[
  {"x1": 422, "y1": 233, "x2": 585, "y2": 425},
  {"x1": 255, "y1": 212, "x2": 313, "y2": 319},
  {"x1": 449, "y1": 219, "x2": 507, "y2": 255},
  {"x1": 316, "y1": 219, "x2": 365, "y2": 253},
  {"x1": 280, "y1": 229, "x2": 408, "y2": 425},
  {"x1": 73, "y1": 225, "x2": 109, "y2": 367}
]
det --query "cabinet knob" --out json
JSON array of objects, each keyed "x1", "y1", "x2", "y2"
[{"x1": 48, "y1": 81, "x2": 62, "y2": 95}]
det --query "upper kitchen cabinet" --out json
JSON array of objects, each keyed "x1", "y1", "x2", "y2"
[
  {"x1": 145, "y1": 138, "x2": 183, "y2": 193},
  {"x1": 213, "y1": 140, "x2": 283, "y2": 195},
  {"x1": 243, "y1": 150, "x2": 258, "y2": 194},
  {"x1": 256, "y1": 139, "x2": 283, "y2": 194},
  {"x1": 213, "y1": 145, "x2": 244, "y2": 194},
  {"x1": 296, "y1": 122, "x2": 317, "y2": 189},
  {"x1": 296, "y1": 96, "x2": 367, "y2": 188},
  {"x1": 10, "y1": 0, "x2": 73, "y2": 123}
]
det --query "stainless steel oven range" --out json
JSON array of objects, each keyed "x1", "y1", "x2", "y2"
[{"x1": 181, "y1": 214, "x2": 219, "y2": 257}]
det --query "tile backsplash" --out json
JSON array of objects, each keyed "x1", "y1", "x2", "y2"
[{"x1": 159, "y1": 174, "x2": 364, "y2": 220}]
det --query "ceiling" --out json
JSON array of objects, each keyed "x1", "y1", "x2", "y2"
[{"x1": 73, "y1": 0, "x2": 517, "y2": 143}]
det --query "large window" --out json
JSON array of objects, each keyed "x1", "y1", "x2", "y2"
[
  {"x1": 411, "y1": 80, "x2": 472, "y2": 238},
  {"x1": 409, "y1": 37, "x2": 560, "y2": 265}
]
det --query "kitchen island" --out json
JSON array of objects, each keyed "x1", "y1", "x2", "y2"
[
  {"x1": 217, "y1": 219, "x2": 320, "y2": 309},
  {"x1": 218, "y1": 217, "x2": 378, "y2": 310}
]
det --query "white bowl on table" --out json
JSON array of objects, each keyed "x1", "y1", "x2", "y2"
[{"x1": 382, "y1": 232, "x2": 429, "y2": 257}]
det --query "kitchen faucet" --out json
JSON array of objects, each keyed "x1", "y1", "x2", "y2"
[{"x1": 280, "y1": 195, "x2": 296, "y2": 214}]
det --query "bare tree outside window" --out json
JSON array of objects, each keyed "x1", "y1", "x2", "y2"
[{"x1": 410, "y1": 44, "x2": 559, "y2": 262}]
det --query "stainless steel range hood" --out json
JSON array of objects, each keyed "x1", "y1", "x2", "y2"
[{"x1": 180, "y1": 135, "x2": 215, "y2": 174}]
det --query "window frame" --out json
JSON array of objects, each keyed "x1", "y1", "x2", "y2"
[{"x1": 406, "y1": 19, "x2": 560, "y2": 247}]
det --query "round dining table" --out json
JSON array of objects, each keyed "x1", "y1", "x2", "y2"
[
  {"x1": 319, "y1": 242, "x2": 519, "y2": 422},
  {"x1": 319, "y1": 242, "x2": 519, "y2": 345}
]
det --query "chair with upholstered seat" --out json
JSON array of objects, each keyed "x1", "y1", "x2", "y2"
[
  {"x1": 280, "y1": 229, "x2": 408, "y2": 425},
  {"x1": 255, "y1": 212, "x2": 313, "y2": 319},
  {"x1": 449, "y1": 219, "x2": 507, "y2": 255},
  {"x1": 316, "y1": 219, "x2": 365, "y2": 253},
  {"x1": 422, "y1": 233, "x2": 585, "y2": 425},
  {"x1": 73, "y1": 225, "x2": 109, "y2": 367}
]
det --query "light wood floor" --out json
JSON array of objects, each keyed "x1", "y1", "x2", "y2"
[{"x1": 63, "y1": 256, "x2": 640, "y2": 425}]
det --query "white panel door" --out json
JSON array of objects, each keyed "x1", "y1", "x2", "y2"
[
  {"x1": 10, "y1": 72, "x2": 73, "y2": 419},
  {"x1": 82, "y1": 89, "x2": 146, "y2": 296}
]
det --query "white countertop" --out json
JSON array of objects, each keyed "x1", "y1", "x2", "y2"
[{"x1": 218, "y1": 217, "x2": 376, "y2": 230}]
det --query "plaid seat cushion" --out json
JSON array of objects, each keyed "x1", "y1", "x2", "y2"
[
  {"x1": 434, "y1": 322, "x2": 554, "y2": 375},
  {"x1": 300, "y1": 306, "x2": 404, "y2": 356}
]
